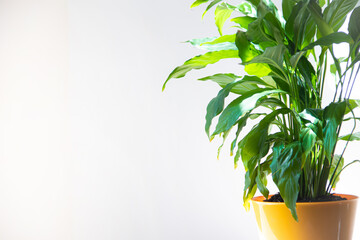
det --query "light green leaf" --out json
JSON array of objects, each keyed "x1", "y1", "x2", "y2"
[
  {"x1": 323, "y1": 0, "x2": 358, "y2": 32},
  {"x1": 163, "y1": 50, "x2": 239, "y2": 90},
  {"x1": 231, "y1": 16, "x2": 256, "y2": 30},
  {"x1": 329, "y1": 154, "x2": 344, "y2": 188},
  {"x1": 236, "y1": 1, "x2": 257, "y2": 17},
  {"x1": 235, "y1": 31, "x2": 260, "y2": 62},
  {"x1": 215, "y1": 3, "x2": 236, "y2": 35},
  {"x1": 199, "y1": 74, "x2": 273, "y2": 94},
  {"x1": 202, "y1": 0, "x2": 223, "y2": 17},
  {"x1": 191, "y1": 0, "x2": 210, "y2": 8},
  {"x1": 245, "y1": 44, "x2": 287, "y2": 76},
  {"x1": 345, "y1": 99, "x2": 360, "y2": 115},
  {"x1": 212, "y1": 88, "x2": 285, "y2": 136},
  {"x1": 339, "y1": 132, "x2": 360, "y2": 141},
  {"x1": 270, "y1": 142, "x2": 302, "y2": 221}
]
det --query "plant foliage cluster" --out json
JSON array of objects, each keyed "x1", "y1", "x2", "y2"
[{"x1": 163, "y1": 0, "x2": 360, "y2": 220}]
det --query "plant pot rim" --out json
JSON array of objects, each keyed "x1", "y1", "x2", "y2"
[{"x1": 251, "y1": 194, "x2": 358, "y2": 205}]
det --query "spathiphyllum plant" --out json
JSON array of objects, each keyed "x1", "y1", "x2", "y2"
[{"x1": 163, "y1": 0, "x2": 360, "y2": 221}]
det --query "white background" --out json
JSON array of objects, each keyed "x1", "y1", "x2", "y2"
[{"x1": 0, "y1": 0, "x2": 359, "y2": 239}]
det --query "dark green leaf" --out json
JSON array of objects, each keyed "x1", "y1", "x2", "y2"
[
  {"x1": 282, "y1": 0, "x2": 297, "y2": 21},
  {"x1": 300, "y1": 127, "x2": 317, "y2": 157},
  {"x1": 163, "y1": 50, "x2": 239, "y2": 90},
  {"x1": 323, "y1": 101, "x2": 346, "y2": 159},
  {"x1": 235, "y1": 31, "x2": 260, "y2": 62},
  {"x1": 212, "y1": 88, "x2": 285, "y2": 136},
  {"x1": 271, "y1": 142, "x2": 302, "y2": 221},
  {"x1": 349, "y1": 7, "x2": 360, "y2": 42},
  {"x1": 323, "y1": 0, "x2": 358, "y2": 32},
  {"x1": 302, "y1": 32, "x2": 353, "y2": 51},
  {"x1": 307, "y1": 0, "x2": 334, "y2": 37},
  {"x1": 205, "y1": 82, "x2": 237, "y2": 137}
]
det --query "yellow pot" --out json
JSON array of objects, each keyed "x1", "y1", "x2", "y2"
[{"x1": 251, "y1": 194, "x2": 358, "y2": 240}]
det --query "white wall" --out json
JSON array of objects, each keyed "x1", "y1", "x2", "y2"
[{"x1": 0, "y1": 0, "x2": 359, "y2": 239}]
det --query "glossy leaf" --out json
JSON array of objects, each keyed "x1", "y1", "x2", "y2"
[
  {"x1": 323, "y1": 101, "x2": 347, "y2": 159},
  {"x1": 231, "y1": 16, "x2": 256, "y2": 30},
  {"x1": 339, "y1": 132, "x2": 360, "y2": 141},
  {"x1": 202, "y1": 0, "x2": 223, "y2": 17},
  {"x1": 271, "y1": 141, "x2": 303, "y2": 221},
  {"x1": 323, "y1": 0, "x2": 358, "y2": 32},
  {"x1": 205, "y1": 82, "x2": 237, "y2": 137},
  {"x1": 302, "y1": 32, "x2": 353, "y2": 51},
  {"x1": 215, "y1": 3, "x2": 236, "y2": 35},
  {"x1": 163, "y1": 50, "x2": 239, "y2": 90},
  {"x1": 348, "y1": 7, "x2": 360, "y2": 42},
  {"x1": 212, "y1": 88, "x2": 285, "y2": 136}
]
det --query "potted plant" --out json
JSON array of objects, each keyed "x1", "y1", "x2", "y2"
[{"x1": 163, "y1": 0, "x2": 360, "y2": 239}]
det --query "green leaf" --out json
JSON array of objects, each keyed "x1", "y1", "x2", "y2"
[
  {"x1": 300, "y1": 127, "x2": 317, "y2": 157},
  {"x1": 323, "y1": 101, "x2": 346, "y2": 159},
  {"x1": 212, "y1": 88, "x2": 285, "y2": 136},
  {"x1": 339, "y1": 132, "x2": 360, "y2": 141},
  {"x1": 329, "y1": 154, "x2": 344, "y2": 188},
  {"x1": 203, "y1": 34, "x2": 235, "y2": 45},
  {"x1": 302, "y1": 32, "x2": 353, "y2": 51},
  {"x1": 270, "y1": 141, "x2": 303, "y2": 221},
  {"x1": 163, "y1": 50, "x2": 239, "y2": 90},
  {"x1": 323, "y1": 0, "x2": 358, "y2": 32},
  {"x1": 231, "y1": 16, "x2": 256, "y2": 30},
  {"x1": 235, "y1": 31, "x2": 260, "y2": 62},
  {"x1": 282, "y1": 0, "x2": 297, "y2": 21},
  {"x1": 245, "y1": 44, "x2": 287, "y2": 75},
  {"x1": 231, "y1": 114, "x2": 250, "y2": 166},
  {"x1": 236, "y1": 2, "x2": 257, "y2": 17},
  {"x1": 307, "y1": 0, "x2": 334, "y2": 37},
  {"x1": 348, "y1": 7, "x2": 360, "y2": 43},
  {"x1": 202, "y1": 0, "x2": 223, "y2": 17},
  {"x1": 345, "y1": 99, "x2": 360, "y2": 115},
  {"x1": 247, "y1": 18, "x2": 275, "y2": 45},
  {"x1": 239, "y1": 108, "x2": 291, "y2": 168},
  {"x1": 205, "y1": 82, "x2": 238, "y2": 137},
  {"x1": 215, "y1": 3, "x2": 236, "y2": 35},
  {"x1": 191, "y1": 0, "x2": 210, "y2": 8},
  {"x1": 187, "y1": 36, "x2": 237, "y2": 51}
]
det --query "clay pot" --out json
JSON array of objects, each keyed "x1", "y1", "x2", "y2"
[{"x1": 251, "y1": 194, "x2": 358, "y2": 240}]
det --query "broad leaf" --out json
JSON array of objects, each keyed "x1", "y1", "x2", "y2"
[
  {"x1": 339, "y1": 132, "x2": 360, "y2": 141},
  {"x1": 235, "y1": 31, "x2": 260, "y2": 62},
  {"x1": 231, "y1": 16, "x2": 256, "y2": 30},
  {"x1": 323, "y1": 101, "x2": 347, "y2": 159},
  {"x1": 329, "y1": 154, "x2": 344, "y2": 188},
  {"x1": 239, "y1": 108, "x2": 291, "y2": 168},
  {"x1": 302, "y1": 32, "x2": 353, "y2": 51},
  {"x1": 187, "y1": 36, "x2": 237, "y2": 51},
  {"x1": 307, "y1": 0, "x2": 334, "y2": 37},
  {"x1": 300, "y1": 127, "x2": 317, "y2": 157},
  {"x1": 212, "y1": 88, "x2": 284, "y2": 135},
  {"x1": 323, "y1": 0, "x2": 358, "y2": 32},
  {"x1": 163, "y1": 50, "x2": 239, "y2": 90},
  {"x1": 345, "y1": 99, "x2": 360, "y2": 115},
  {"x1": 246, "y1": 44, "x2": 287, "y2": 75},
  {"x1": 282, "y1": 0, "x2": 297, "y2": 21},
  {"x1": 348, "y1": 7, "x2": 360, "y2": 43},
  {"x1": 205, "y1": 82, "x2": 238, "y2": 137},
  {"x1": 271, "y1": 141, "x2": 303, "y2": 221},
  {"x1": 215, "y1": 3, "x2": 236, "y2": 35}
]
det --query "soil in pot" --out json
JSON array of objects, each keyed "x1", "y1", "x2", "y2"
[{"x1": 264, "y1": 193, "x2": 347, "y2": 202}]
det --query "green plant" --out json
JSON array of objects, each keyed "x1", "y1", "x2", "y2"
[{"x1": 163, "y1": 0, "x2": 360, "y2": 221}]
